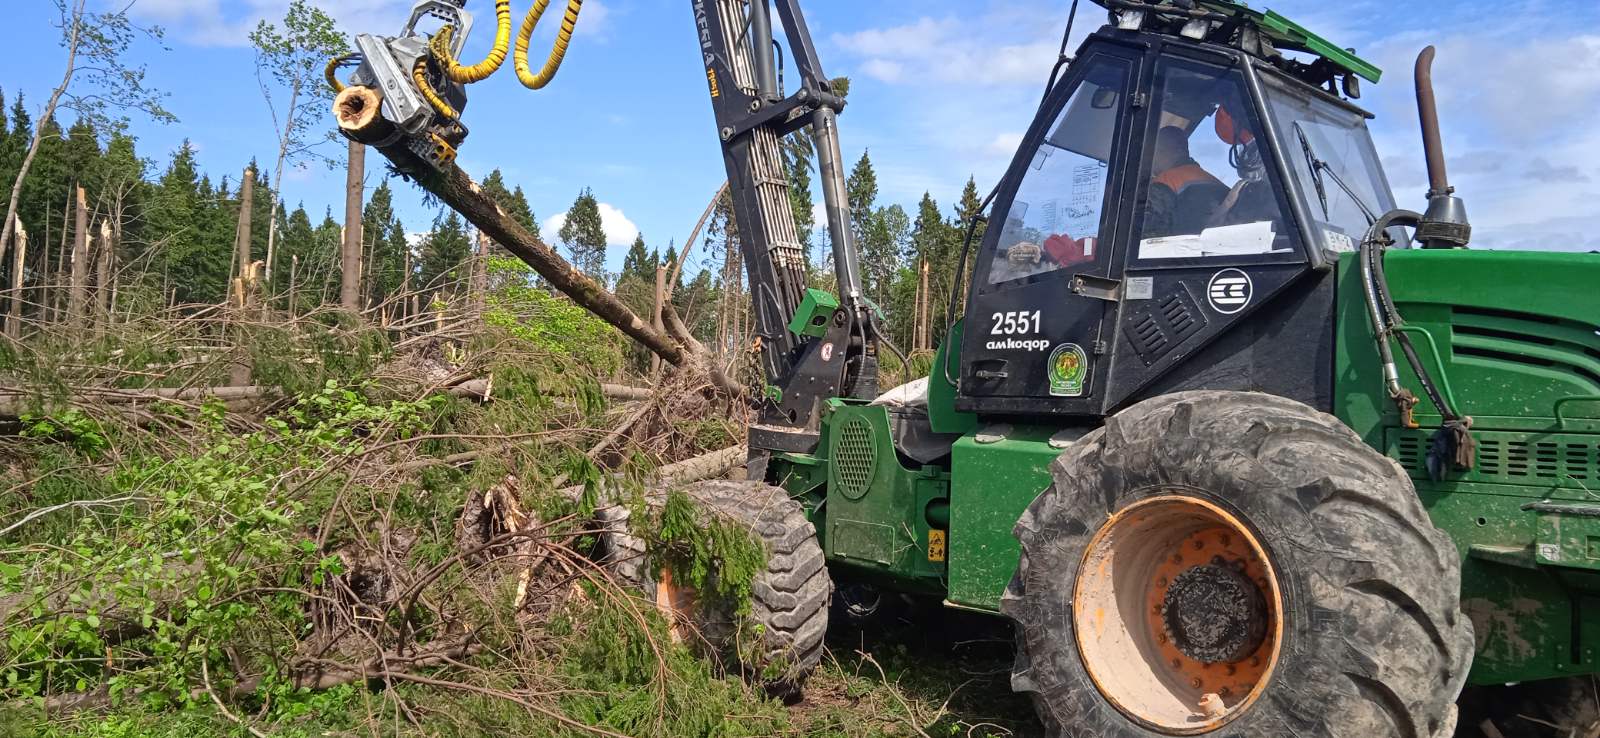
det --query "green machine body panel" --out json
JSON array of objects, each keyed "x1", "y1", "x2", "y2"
[
  {"x1": 1334, "y1": 249, "x2": 1600, "y2": 685},
  {"x1": 771, "y1": 400, "x2": 950, "y2": 593},
  {"x1": 945, "y1": 426, "x2": 1059, "y2": 611},
  {"x1": 787, "y1": 288, "x2": 840, "y2": 339},
  {"x1": 928, "y1": 321, "x2": 979, "y2": 436}
]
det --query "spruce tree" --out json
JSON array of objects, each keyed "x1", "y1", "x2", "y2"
[
  {"x1": 845, "y1": 150, "x2": 878, "y2": 244},
  {"x1": 98, "y1": 131, "x2": 145, "y2": 265},
  {"x1": 955, "y1": 176, "x2": 986, "y2": 242},
  {"x1": 362, "y1": 180, "x2": 410, "y2": 306},
  {"x1": 147, "y1": 141, "x2": 205, "y2": 300},
  {"x1": 620, "y1": 234, "x2": 653, "y2": 284},
  {"x1": 479, "y1": 169, "x2": 539, "y2": 257},
  {"x1": 784, "y1": 140, "x2": 815, "y2": 250},
  {"x1": 558, "y1": 188, "x2": 607, "y2": 281},
  {"x1": 419, "y1": 210, "x2": 471, "y2": 295},
  {"x1": 276, "y1": 205, "x2": 316, "y2": 297}
]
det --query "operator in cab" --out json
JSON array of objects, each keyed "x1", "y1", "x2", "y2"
[{"x1": 1144, "y1": 125, "x2": 1228, "y2": 238}]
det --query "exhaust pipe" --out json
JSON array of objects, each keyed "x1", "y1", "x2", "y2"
[{"x1": 1413, "y1": 46, "x2": 1472, "y2": 248}]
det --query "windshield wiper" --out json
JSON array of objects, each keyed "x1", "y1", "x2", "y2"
[{"x1": 1293, "y1": 122, "x2": 1377, "y2": 226}]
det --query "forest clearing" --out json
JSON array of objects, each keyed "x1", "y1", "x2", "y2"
[{"x1": 4, "y1": 1, "x2": 1600, "y2": 737}]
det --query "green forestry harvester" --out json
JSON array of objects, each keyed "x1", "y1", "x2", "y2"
[{"x1": 333, "y1": 0, "x2": 1600, "y2": 735}]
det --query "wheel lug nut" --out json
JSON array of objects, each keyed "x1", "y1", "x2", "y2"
[{"x1": 1191, "y1": 677, "x2": 1203, "y2": 688}]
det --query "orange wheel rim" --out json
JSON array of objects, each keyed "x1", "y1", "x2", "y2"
[{"x1": 1072, "y1": 495, "x2": 1283, "y2": 734}]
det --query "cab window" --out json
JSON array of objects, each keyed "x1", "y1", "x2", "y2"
[
  {"x1": 1135, "y1": 59, "x2": 1294, "y2": 260},
  {"x1": 988, "y1": 57, "x2": 1129, "y2": 285},
  {"x1": 1261, "y1": 74, "x2": 1396, "y2": 253}
]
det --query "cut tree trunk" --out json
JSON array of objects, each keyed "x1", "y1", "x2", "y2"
[
  {"x1": 229, "y1": 166, "x2": 256, "y2": 387},
  {"x1": 68, "y1": 186, "x2": 87, "y2": 322},
  {"x1": 7, "y1": 220, "x2": 26, "y2": 339},
  {"x1": 333, "y1": 86, "x2": 739, "y2": 398},
  {"x1": 54, "y1": 187, "x2": 69, "y2": 322},
  {"x1": 341, "y1": 140, "x2": 365, "y2": 311},
  {"x1": 94, "y1": 219, "x2": 111, "y2": 331},
  {"x1": 650, "y1": 263, "x2": 665, "y2": 377},
  {"x1": 234, "y1": 166, "x2": 255, "y2": 306}
]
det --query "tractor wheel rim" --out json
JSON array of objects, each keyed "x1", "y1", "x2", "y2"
[{"x1": 1072, "y1": 494, "x2": 1283, "y2": 734}]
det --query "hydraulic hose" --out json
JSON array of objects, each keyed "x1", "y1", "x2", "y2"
[
  {"x1": 514, "y1": 0, "x2": 584, "y2": 90},
  {"x1": 431, "y1": 0, "x2": 514, "y2": 84},
  {"x1": 414, "y1": 57, "x2": 460, "y2": 121},
  {"x1": 1359, "y1": 209, "x2": 1419, "y2": 406},
  {"x1": 1360, "y1": 209, "x2": 1473, "y2": 477},
  {"x1": 939, "y1": 184, "x2": 1000, "y2": 389},
  {"x1": 325, "y1": 53, "x2": 359, "y2": 93}
]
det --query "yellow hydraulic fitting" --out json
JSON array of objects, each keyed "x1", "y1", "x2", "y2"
[{"x1": 514, "y1": 0, "x2": 584, "y2": 89}]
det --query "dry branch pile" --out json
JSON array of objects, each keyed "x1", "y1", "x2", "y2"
[{"x1": 0, "y1": 291, "x2": 781, "y2": 736}]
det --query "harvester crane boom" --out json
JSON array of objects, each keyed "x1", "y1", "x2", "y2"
[
  {"x1": 334, "y1": 0, "x2": 876, "y2": 450},
  {"x1": 695, "y1": 0, "x2": 878, "y2": 447}
]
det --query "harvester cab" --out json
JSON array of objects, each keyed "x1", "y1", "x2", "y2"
[{"x1": 958, "y1": 0, "x2": 1398, "y2": 419}]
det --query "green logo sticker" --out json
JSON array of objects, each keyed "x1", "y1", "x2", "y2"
[{"x1": 1048, "y1": 343, "x2": 1088, "y2": 397}]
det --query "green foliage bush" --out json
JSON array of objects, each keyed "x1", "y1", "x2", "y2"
[{"x1": 483, "y1": 257, "x2": 623, "y2": 375}]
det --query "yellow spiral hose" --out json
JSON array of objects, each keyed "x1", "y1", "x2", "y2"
[
  {"x1": 414, "y1": 57, "x2": 460, "y2": 120},
  {"x1": 514, "y1": 0, "x2": 584, "y2": 90},
  {"x1": 430, "y1": 0, "x2": 513, "y2": 84}
]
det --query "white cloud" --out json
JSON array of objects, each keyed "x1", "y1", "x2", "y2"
[
  {"x1": 1351, "y1": 6, "x2": 1600, "y2": 249},
  {"x1": 860, "y1": 59, "x2": 906, "y2": 84},
  {"x1": 542, "y1": 202, "x2": 640, "y2": 248},
  {"x1": 132, "y1": 0, "x2": 441, "y2": 48},
  {"x1": 985, "y1": 132, "x2": 1025, "y2": 157},
  {"x1": 831, "y1": 15, "x2": 1060, "y2": 86}
]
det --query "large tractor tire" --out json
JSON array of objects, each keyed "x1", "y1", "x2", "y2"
[
  {"x1": 1002, "y1": 390, "x2": 1473, "y2": 737},
  {"x1": 597, "y1": 479, "x2": 830, "y2": 700}
]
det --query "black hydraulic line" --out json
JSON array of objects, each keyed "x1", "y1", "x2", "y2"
[
  {"x1": 873, "y1": 313, "x2": 911, "y2": 387},
  {"x1": 1040, "y1": 0, "x2": 1082, "y2": 106},
  {"x1": 1360, "y1": 209, "x2": 1462, "y2": 424},
  {"x1": 748, "y1": 0, "x2": 779, "y2": 101},
  {"x1": 940, "y1": 184, "x2": 1001, "y2": 388}
]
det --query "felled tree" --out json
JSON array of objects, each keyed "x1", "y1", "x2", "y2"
[{"x1": 332, "y1": 87, "x2": 738, "y2": 396}]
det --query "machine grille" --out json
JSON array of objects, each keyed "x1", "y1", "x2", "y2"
[
  {"x1": 1125, "y1": 284, "x2": 1206, "y2": 366},
  {"x1": 1391, "y1": 429, "x2": 1599, "y2": 488},
  {"x1": 834, "y1": 417, "x2": 877, "y2": 500}
]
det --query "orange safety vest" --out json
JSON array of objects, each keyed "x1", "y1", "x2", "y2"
[{"x1": 1153, "y1": 162, "x2": 1223, "y2": 197}]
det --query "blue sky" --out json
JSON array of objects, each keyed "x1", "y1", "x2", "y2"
[{"x1": 1, "y1": 0, "x2": 1597, "y2": 280}]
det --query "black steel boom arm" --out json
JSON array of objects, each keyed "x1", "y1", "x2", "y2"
[{"x1": 691, "y1": 0, "x2": 875, "y2": 447}]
